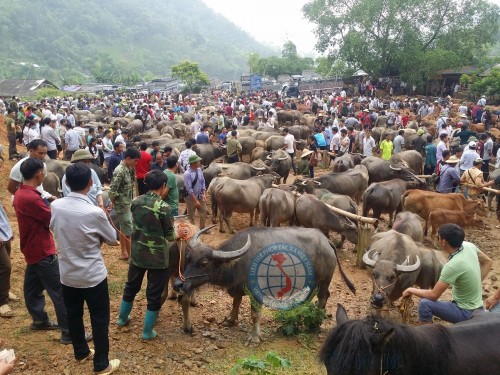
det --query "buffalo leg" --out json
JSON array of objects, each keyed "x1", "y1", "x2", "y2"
[
  {"x1": 248, "y1": 304, "x2": 263, "y2": 344},
  {"x1": 317, "y1": 283, "x2": 331, "y2": 309},
  {"x1": 223, "y1": 295, "x2": 242, "y2": 326},
  {"x1": 181, "y1": 293, "x2": 193, "y2": 334},
  {"x1": 223, "y1": 212, "x2": 235, "y2": 234}
]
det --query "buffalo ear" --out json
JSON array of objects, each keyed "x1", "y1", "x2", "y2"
[{"x1": 336, "y1": 304, "x2": 349, "y2": 325}]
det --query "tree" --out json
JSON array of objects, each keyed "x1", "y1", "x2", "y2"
[
  {"x1": 282, "y1": 41, "x2": 298, "y2": 60},
  {"x1": 171, "y1": 60, "x2": 210, "y2": 91},
  {"x1": 248, "y1": 52, "x2": 260, "y2": 74},
  {"x1": 471, "y1": 67, "x2": 500, "y2": 97},
  {"x1": 303, "y1": 0, "x2": 499, "y2": 86}
]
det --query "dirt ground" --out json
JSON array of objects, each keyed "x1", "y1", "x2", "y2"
[{"x1": 1, "y1": 117, "x2": 500, "y2": 375}]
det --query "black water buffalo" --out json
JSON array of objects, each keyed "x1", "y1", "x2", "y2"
[
  {"x1": 259, "y1": 188, "x2": 296, "y2": 227},
  {"x1": 362, "y1": 230, "x2": 442, "y2": 309},
  {"x1": 250, "y1": 146, "x2": 267, "y2": 162},
  {"x1": 45, "y1": 159, "x2": 109, "y2": 185},
  {"x1": 209, "y1": 174, "x2": 278, "y2": 233},
  {"x1": 331, "y1": 153, "x2": 361, "y2": 173},
  {"x1": 390, "y1": 150, "x2": 423, "y2": 175},
  {"x1": 361, "y1": 156, "x2": 424, "y2": 184},
  {"x1": 43, "y1": 172, "x2": 62, "y2": 198},
  {"x1": 294, "y1": 165, "x2": 369, "y2": 204},
  {"x1": 202, "y1": 162, "x2": 268, "y2": 188},
  {"x1": 321, "y1": 304, "x2": 500, "y2": 375},
  {"x1": 174, "y1": 226, "x2": 356, "y2": 343},
  {"x1": 295, "y1": 195, "x2": 358, "y2": 245},
  {"x1": 238, "y1": 136, "x2": 257, "y2": 161},
  {"x1": 392, "y1": 211, "x2": 424, "y2": 242},
  {"x1": 194, "y1": 143, "x2": 225, "y2": 166},
  {"x1": 264, "y1": 135, "x2": 285, "y2": 151},
  {"x1": 267, "y1": 149, "x2": 292, "y2": 183},
  {"x1": 362, "y1": 178, "x2": 426, "y2": 226}
]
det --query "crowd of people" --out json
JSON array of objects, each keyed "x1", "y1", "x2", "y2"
[{"x1": 0, "y1": 87, "x2": 500, "y2": 374}]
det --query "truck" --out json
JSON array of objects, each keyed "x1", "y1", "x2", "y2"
[{"x1": 279, "y1": 76, "x2": 345, "y2": 98}]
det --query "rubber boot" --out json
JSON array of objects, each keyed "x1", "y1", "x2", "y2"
[
  {"x1": 116, "y1": 300, "x2": 133, "y2": 326},
  {"x1": 141, "y1": 309, "x2": 159, "y2": 340}
]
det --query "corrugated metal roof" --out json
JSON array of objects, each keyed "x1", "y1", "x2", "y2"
[{"x1": 0, "y1": 79, "x2": 58, "y2": 97}]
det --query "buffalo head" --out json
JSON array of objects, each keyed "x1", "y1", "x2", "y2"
[
  {"x1": 363, "y1": 249, "x2": 421, "y2": 309},
  {"x1": 173, "y1": 226, "x2": 251, "y2": 294}
]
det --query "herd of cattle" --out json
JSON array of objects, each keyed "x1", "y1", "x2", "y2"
[{"x1": 38, "y1": 101, "x2": 499, "y2": 345}]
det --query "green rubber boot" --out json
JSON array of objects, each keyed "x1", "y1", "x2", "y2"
[
  {"x1": 141, "y1": 309, "x2": 159, "y2": 340},
  {"x1": 116, "y1": 300, "x2": 133, "y2": 326}
]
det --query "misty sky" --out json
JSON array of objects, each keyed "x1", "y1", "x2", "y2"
[{"x1": 201, "y1": 0, "x2": 500, "y2": 58}]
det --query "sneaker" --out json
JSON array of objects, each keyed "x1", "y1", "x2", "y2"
[
  {"x1": 60, "y1": 332, "x2": 93, "y2": 345},
  {"x1": 30, "y1": 320, "x2": 59, "y2": 330},
  {"x1": 0, "y1": 304, "x2": 13, "y2": 318}
]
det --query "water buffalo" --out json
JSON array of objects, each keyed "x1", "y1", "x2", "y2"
[
  {"x1": 267, "y1": 149, "x2": 292, "y2": 183},
  {"x1": 238, "y1": 136, "x2": 257, "y2": 161},
  {"x1": 277, "y1": 110, "x2": 303, "y2": 125},
  {"x1": 250, "y1": 146, "x2": 267, "y2": 162},
  {"x1": 45, "y1": 159, "x2": 109, "y2": 186},
  {"x1": 361, "y1": 156, "x2": 424, "y2": 184},
  {"x1": 209, "y1": 174, "x2": 278, "y2": 233},
  {"x1": 294, "y1": 165, "x2": 369, "y2": 204},
  {"x1": 174, "y1": 226, "x2": 356, "y2": 343},
  {"x1": 259, "y1": 188, "x2": 296, "y2": 227},
  {"x1": 487, "y1": 168, "x2": 500, "y2": 210},
  {"x1": 264, "y1": 135, "x2": 285, "y2": 151},
  {"x1": 126, "y1": 119, "x2": 144, "y2": 134},
  {"x1": 363, "y1": 230, "x2": 442, "y2": 308},
  {"x1": 402, "y1": 189, "x2": 489, "y2": 235},
  {"x1": 390, "y1": 150, "x2": 423, "y2": 175},
  {"x1": 194, "y1": 143, "x2": 225, "y2": 166},
  {"x1": 362, "y1": 179, "x2": 426, "y2": 227},
  {"x1": 43, "y1": 172, "x2": 62, "y2": 198},
  {"x1": 202, "y1": 162, "x2": 268, "y2": 188},
  {"x1": 392, "y1": 211, "x2": 424, "y2": 242},
  {"x1": 320, "y1": 304, "x2": 500, "y2": 375},
  {"x1": 295, "y1": 194, "x2": 358, "y2": 245}
]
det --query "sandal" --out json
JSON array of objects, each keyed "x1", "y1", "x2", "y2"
[
  {"x1": 0, "y1": 304, "x2": 13, "y2": 318},
  {"x1": 94, "y1": 359, "x2": 120, "y2": 375},
  {"x1": 78, "y1": 348, "x2": 95, "y2": 364}
]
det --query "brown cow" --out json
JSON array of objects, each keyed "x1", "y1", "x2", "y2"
[
  {"x1": 402, "y1": 189, "x2": 489, "y2": 235},
  {"x1": 427, "y1": 209, "x2": 483, "y2": 238},
  {"x1": 470, "y1": 123, "x2": 485, "y2": 133}
]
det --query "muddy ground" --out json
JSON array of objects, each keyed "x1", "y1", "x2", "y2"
[{"x1": 0, "y1": 118, "x2": 499, "y2": 375}]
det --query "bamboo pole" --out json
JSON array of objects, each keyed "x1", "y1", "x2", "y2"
[
  {"x1": 272, "y1": 184, "x2": 379, "y2": 225},
  {"x1": 460, "y1": 183, "x2": 500, "y2": 195}
]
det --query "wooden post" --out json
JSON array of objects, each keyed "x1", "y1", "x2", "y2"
[
  {"x1": 356, "y1": 224, "x2": 373, "y2": 269},
  {"x1": 460, "y1": 183, "x2": 500, "y2": 195}
]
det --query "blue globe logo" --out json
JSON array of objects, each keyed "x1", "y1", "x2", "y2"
[{"x1": 248, "y1": 243, "x2": 315, "y2": 310}]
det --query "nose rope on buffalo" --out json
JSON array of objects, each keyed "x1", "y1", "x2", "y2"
[
  {"x1": 175, "y1": 221, "x2": 196, "y2": 282},
  {"x1": 374, "y1": 279, "x2": 414, "y2": 323}
]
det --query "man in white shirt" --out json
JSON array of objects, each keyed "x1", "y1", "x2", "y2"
[
  {"x1": 282, "y1": 128, "x2": 296, "y2": 175},
  {"x1": 458, "y1": 102, "x2": 468, "y2": 115},
  {"x1": 362, "y1": 129, "x2": 376, "y2": 157},
  {"x1": 330, "y1": 127, "x2": 340, "y2": 153},
  {"x1": 179, "y1": 140, "x2": 197, "y2": 173},
  {"x1": 64, "y1": 124, "x2": 81, "y2": 161},
  {"x1": 460, "y1": 142, "x2": 480, "y2": 175},
  {"x1": 51, "y1": 163, "x2": 120, "y2": 374}
]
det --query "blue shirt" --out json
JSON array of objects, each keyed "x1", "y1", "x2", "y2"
[
  {"x1": 436, "y1": 164, "x2": 460, "y2": 193},
  {"x1": 424, "y1": 143, "x2": 437, "y2": 166},
  {"x1": 184, "y1": 167, "x2": 205, "y2": 199},
  {"x1": 314, "y1": 133, "x2": 327, "y2": 147},
  {"x1": 0, "y1": 203, "x2": 13, "y2": 241},
  {"x1": 218, "y1": 132, "x2": 227, "y2": 145},
  {"x1": 107, "y1": 152, "x2": 124, "y2": 179},
  {"x1": 196, "y1": 132, "x2": 210, "y2": 144}
]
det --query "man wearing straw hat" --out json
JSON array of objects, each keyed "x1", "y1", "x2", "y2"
[{"x1": 436, "y1": 155, "x2": 461, "y2": 193}]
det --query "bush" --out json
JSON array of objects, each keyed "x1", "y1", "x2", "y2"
[
  {"x1": 229, "y1": 352, "x2": 291, "y2": 375},
  {"x1": 33, "y1": 87, "x2": 68, "y2": 100},
  {"x1": 274, "y1": 302, "x2": 326, "y2": 336}
]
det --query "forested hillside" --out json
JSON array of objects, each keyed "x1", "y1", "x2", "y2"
[{"x1": 0, "y1": 0, "x2": 275, "y2": 84}]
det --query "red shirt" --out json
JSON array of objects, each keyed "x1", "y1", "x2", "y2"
[
  {"x1": 136, "y1": 150, "x2": 152, "y2": 178},
  {"x1": 13, "y1": 185, "x2": 56, "y2": 265}
]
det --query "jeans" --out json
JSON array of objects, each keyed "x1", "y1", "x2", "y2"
[
  {"x1": 62, "y1": 279, "x2": 110, "y2": 372},
  {"x1": 288, "y1": 152, "x2": 296, "y2": 174},
  {"x1": 24, "y1": 255, "x2": 68, "y2": 332},
  {"x1": 418, "y1": 299, "x2": 477, "y2": 323},
  {"x1": 227, "y1": 154, "x2": 239, "y2": 163},
  {"x1": 122, "y1": 264, "x2": 169, "y2": 312},
  {"x1": 0, "y1": 241, "x2": 11, "y2": 306},
  {"x1": 490, "y1": 302, "x2": 500, "y2": 313}
]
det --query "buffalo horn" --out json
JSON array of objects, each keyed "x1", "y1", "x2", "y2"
[
  {"x1": 211, "y1": 234, "x2": 251, "y2": 260},
  {"x1": 389, "y1": 164, "x2": 402, "y2": 171},
  {"x1": 278, "y1": 156, "x2": 288, "y2": 161},
  {"x1": 266, "y1": 154, "x2": 272, "y2": 160},
  {"x1": 362, "y1": 249, "x2": 379, "y2": 267},
  {"x1": 251, "y1": 165, "x2": 266, "y2": 170},
  {"x1": 396, "y1": 255, "x2": 421, "y2": 272},
  {"x1": 189, "y1": 225, "x2": 217, "y2": 247},
  {"x1": 313, "y1": 180, "x2": 321, "y2": 186}
]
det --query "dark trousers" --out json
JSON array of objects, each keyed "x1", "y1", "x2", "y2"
[
  {"x1": 64, "y1": 149, "x2": 76, "y2": 161},
  {"x1": 137, "y1": 178, "x2": 148, "y2": 195},
  {"x1": 424, "y1": 164, "x2": 435, "y2": 176},
  {"x1": 309, "y1": 166, "x2": 315, "y2": 178},
  {"x1": 0, "y1": 241, "x2": 11, "y2": 306},
  {"x1": 47, "y1": 150, "x2": 57, "y2": 160},
  {"x1": 7, "y1": 133, "x2": 17, "y2": 158},
  {"x1": 482, "y1": 160, "x2": 490, "y2": 181},
  {"x1": 62, "y1": 278, "x2": 110, "y2": 372},
  {"x1": 24, "y1": 255, "x2": 68, "y2": 332},
  {"x1": 227, "y1": 154, "x2": 239, "y2": 164},
  {"x1": 288, "y1": 152, "x2": 296, "y2": 174},
  {"x1": 123, "y1": 264, "x2": 169, "y2": 312}
]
